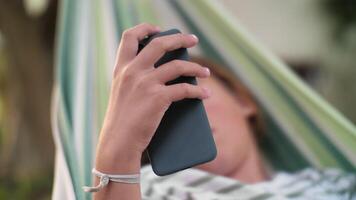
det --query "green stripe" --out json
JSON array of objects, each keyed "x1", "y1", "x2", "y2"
[
  {"x1": 170, "y1": 0, "x2": 310, "y2": 171},
  {"x1": 127, "y1": 0, "x2": 139, "y2": 25},
  {"x1": 58, "y1": 98, "x2": 83, "y2": 199},
  {"x1": 186, "y1": 0, "x2": 353, "y2": 170},
  {"x1": 94, "y1": 0, "x2": 109, "y2": 126},
  {"x1": 261, "y1": 112, "x2": 310, "y2": 171},
  {"x1": 56, "y1": 0, "x2": 84, "y2": 198},
  {"x1": 168, "y1": 1, "x2": 229, "y2": 70},
  {"x1": 112, "y1": 0, "x2": 122, "y2": 39},
  {"x1": 191, "y1": 0, "x2": 355, "y2": 170},
  {"x1": 83, "y1": 49, "x2": 94, "y2": 200},
  {"x1": 193, "y1": 0, "x2": 356, "y2": 165},
  {"x1": 134, "y1": 0, "x2": 160, "y2": 25},
  {"x1": 117, "y1": 0, "x2": 136, "y2": 29},
  {"x1": 57, "y1": 0, "x2": 76, "y2": 129}
]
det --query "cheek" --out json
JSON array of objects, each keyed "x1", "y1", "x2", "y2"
[
  {"x1": 198, "y1": 100, "x2": 253, "y2": 175},
  {"x1": 215, "y1": 115, "x2": 252, "y2": 164}
]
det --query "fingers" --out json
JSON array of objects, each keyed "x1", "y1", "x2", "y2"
[
  {"x1": 135, "y1": 33, "x2": 198, "y2": 67},
  {"x1": 116, "y1": 23, "x2": 160, "y2": 66},
  {"x1": 164, "y1": 83, "x2": 211, "y2": 102},
  {"x1": 150, "y1": 60, "x2": 210, "y2": 83}
]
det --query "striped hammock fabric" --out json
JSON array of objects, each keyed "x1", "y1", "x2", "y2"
[{"x1": 52, "y1": 0, "x2": 356, "y2": 199}]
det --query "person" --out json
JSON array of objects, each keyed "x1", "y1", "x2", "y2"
[{"x1": 90, "y1": 23, "x2": 356, "y2": 200}]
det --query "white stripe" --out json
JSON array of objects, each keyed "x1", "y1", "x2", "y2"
[{"x1": 51, "y1": 86, "x2": 76, "y2": 200}]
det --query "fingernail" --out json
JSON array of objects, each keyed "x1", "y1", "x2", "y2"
[
  {"x1": 204, "y1": 67, "x2": 210, "y2": 76},
  {"x1": 190, "y1": 34, "x2": 199, "y2": 42}
]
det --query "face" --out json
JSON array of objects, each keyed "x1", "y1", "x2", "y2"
[{"x1": 196, "y1": 75, "x2": 257, "y2": 177}]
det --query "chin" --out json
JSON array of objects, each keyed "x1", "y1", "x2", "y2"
[{"x1": 195, "y1": 152, "x2": 239, "y2": 177}]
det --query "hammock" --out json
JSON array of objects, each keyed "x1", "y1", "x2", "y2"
[{"x1": 51, "y1": 0, "x2": 356, "y2": 199}]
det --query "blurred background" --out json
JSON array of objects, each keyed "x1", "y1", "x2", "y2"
[{"x1": 0, "y1": 0, "x2": 355, "y2": 199}]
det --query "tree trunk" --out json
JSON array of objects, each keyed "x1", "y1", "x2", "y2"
[{"x1": 0, "y1": 0, "x2": 57, "y2": 179}]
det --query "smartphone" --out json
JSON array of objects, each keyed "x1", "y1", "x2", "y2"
[{"x1": 137, "y1": 29, "x2": 217, "y2": 176}]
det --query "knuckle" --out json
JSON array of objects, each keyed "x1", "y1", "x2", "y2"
[
  {"x1": 171, "y1": 60, "x2": 184, "y2": 73},
  {"x1": 193, "y1": 63, "x2": 202, "y2": 70},
  {"x1": 181, "y1": 83, "x2": 191, "y2": 96},
  {"x1": 178, "y1": 33, "x2": 186, "y2": 41},
  {"x1": 190, "y1": 63, "x2": 203, "y2": 74},
  {"x1": 177, "y1": 33, "x2": 188, "y2": 43},
  {"x1": 197, "y1": 65, "x2": 205, "y2": 74},
  {"x1": 177, "y1": 65, "x2": 185, "y2": 75},
  {"x1": 151, "y1": 38, "x2": 166, "y2": 50},
  {"x1": 120, "y1": 66, "x2": 136, "y2": 82},
  {"x1": 170, "y1": 59, "x2": 180, "y2": 66},
  {"x1": 139, "y1": 22, "x2": 152, "y2": 29},
  {"x1": 122, "y1": 29, "x2": 134, "y2": 40},
  {"x1": 113, "y1": 66, "x2": 120, "y2": 78}
]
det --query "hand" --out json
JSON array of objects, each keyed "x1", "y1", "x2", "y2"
[{"x1": 95, "y1": 23, "x2": 211, "y2": 172}]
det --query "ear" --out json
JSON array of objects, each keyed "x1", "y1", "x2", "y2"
[
  {"x1": 238, "y1": 96, "x2": 257, "y2": 118},
  {"x1": 231, "y1": 87, "x2": 257, "y2": 119}
]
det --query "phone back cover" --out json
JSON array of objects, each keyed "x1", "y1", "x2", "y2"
[{"x1": 138, "y1": 29, "x2": 217, "y2": 176}]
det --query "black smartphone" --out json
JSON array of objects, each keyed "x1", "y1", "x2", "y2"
[{"x1": 137, "y1": 29, "x2": 217, "y2": 176}]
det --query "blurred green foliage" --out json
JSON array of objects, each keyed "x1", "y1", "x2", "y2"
[
  {"x1": 0, "y1": 173, "x2": 52, "y2": 200},
  {"x1": 0, "y1": 45, "x2": 7, "y2": 157},
  {"x1": 0, "y1": 0, "x2": 56, "y2": 199},
  {"x1": 324, "y1": 0, "x2": 356, "y2": 29},
  {"x1": 324, "y1": 0, "x2": 356, "y2": 44}
]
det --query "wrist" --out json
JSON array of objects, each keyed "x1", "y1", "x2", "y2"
[{"x1": 95, "y1": 133, "x2": 143, "y2": 174}]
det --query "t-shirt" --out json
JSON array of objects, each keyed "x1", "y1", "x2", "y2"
[{"x1": 140, "y1": 165, "x2": 356, "y2": 200}]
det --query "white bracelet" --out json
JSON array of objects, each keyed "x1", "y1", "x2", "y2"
[{"x1": 82, "y1": 168, "x2": 140, "y2": 192}]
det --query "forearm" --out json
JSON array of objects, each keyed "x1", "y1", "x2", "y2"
[
  {"x1": 90, "y1": 23, "x2": 207, "y2": 200},
  {"x1": 93, "y1": 133, "x2": 143, "y2": 200}
]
